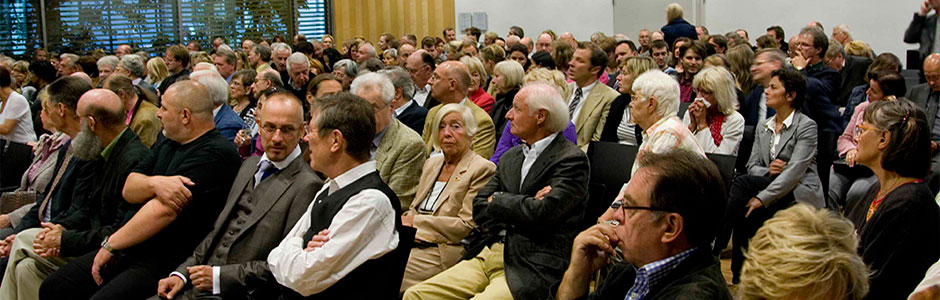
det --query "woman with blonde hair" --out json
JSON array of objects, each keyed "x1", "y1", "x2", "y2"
[
  {"x1": 321, "y1": 34, "x2": 335, "y2": 49},
  {"x1": 601, "y1": 56, "x2": 658, "y2": 145},
  {"x1": 400, "y1": 103, "x2": 496, "y2": 293},
  {"x1": 845, "y1": 40, "x2": 875, "y2": 60},
  {"x1": 738, "y1": 204, "x2": 869, "y2": 300},
  {"x1": 459, "y1": 56, "x2": 495, "y2": 113},
  {"x1": 490, "y1": 68, "x2": 578, "y2": 164},
  {"x1": 682, "y1": 66, "x2": 745, "y2": 155},
  {"x1": 146, "y1": 57, "x2": 170, "y2": 93},
  {"x1": 488, "y1": 60, "x2": 524, "y2": 143}
]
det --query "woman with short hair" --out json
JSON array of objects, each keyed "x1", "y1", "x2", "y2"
[
  {"x1": 600, "y1": 56, "x2": 658, "y2": 145},
  {"x1": 400, "y1": 103, "x2": 496, "y2": 293},
  {"x1": 460, "y1": 56, "x2": 495, "y2": 113},
  {"x1": 488, "y1": 60, "x2": 525, "y2": 143}
]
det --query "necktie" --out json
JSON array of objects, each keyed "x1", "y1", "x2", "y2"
[
  {"x1": 569, "y1": 88, "x2": 583, "y2": 119},
  {"x1": 255, "y1": 160, "x2": 278, "y2": 187}
]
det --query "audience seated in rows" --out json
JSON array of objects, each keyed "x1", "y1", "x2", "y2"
[{"x1": 421, "y1": 61, "x2": 496, "y2": 159}]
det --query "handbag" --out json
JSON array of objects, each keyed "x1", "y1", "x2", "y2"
[
  {"x1": 0, "y1": 190, "x2": 36, "y2": 214},
  {"x1": 0, "y1": 139, "x2": 34, "y2": 190}
]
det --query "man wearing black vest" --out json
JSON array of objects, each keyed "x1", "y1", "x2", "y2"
[{"x1": 267, "y1": 92, "x2": 409, "y2": 299}]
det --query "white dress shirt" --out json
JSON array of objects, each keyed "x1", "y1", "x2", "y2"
[
  {"x1": 254, "y1": 146, "x2": 302, "y2": 185},
  {"x1": 267, "y1": 161, "x2": 399, "y2": 296},
  {"x1": 394, "y1": 99, "x2": 415, "y2": 117},
  {"x1": 413, "y1": 84, "x2": 430, "y2": 106},
  {"x1": 764, "y1": 109, "x2": 795, "y2": 159},
  {"x1": 569, "y1": 80, "x2": 597, "y2": 124},
  {"x1": 520, "y1": 132, "x2": 558, "y2": 189}
]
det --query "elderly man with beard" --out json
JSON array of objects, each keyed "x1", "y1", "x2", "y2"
[{"x1": 0, "y1": 88, "x2": 150, "y2": 300}]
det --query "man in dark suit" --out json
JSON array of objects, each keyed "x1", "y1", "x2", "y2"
[
  {"x1": 192, "y1": 70, "x2": 246, "y2": 142},
  {"x1": 907, "y1": 53, "x2": 940, "y2": 193},
  {"x1": 905, "y1": 0, "x2": 940, "y2": 64},
  {"x1": 39, "y1": 80, "x2": 241, "y2": 299},
  {"x1": 382, "y1": 67, "x2": 428, "y2": 135},
  {"x1": 284, "y1": 52, "x2": 314, "y2": 113},
  {"x1": 403, "y1": 83, "x2": 590, "y2": 300},
  {"x1": 554, "y1": 150, "x2": 732, "y2": 300},
  {"x1": 794, "y1": 27, "x2": 841, "y2": 103},
  {"x1": 825, "y1": 42, "x2": 872, "y2": 107},
  {"x1": 153, "y1": 93, "x2": 322, "y2": 300},
  {"x1": 0, "y1": 89, "x2": 150, "y2": 299}
]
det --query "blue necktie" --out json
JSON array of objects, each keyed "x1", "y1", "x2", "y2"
[{"x1": 256, "y1": 160, "x2": 278, "y2": 186}]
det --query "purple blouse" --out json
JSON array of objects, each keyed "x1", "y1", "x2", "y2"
[{"x1": 489, "y1": 122, "x2": 578, "y2": 164}]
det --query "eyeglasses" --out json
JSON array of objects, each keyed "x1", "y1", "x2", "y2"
[
  {"x1": 609, "y1": 199, "x2": 671, "y2": 215},
  {"x1": 854, "y1": 123, "x2": 881, "y2": 138},
  {"x1": 260, "y1": 123, "x2": 304, "y2": 136}
]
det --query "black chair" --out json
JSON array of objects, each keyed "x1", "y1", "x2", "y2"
[
  {"x1": 392, "y1": 226, "x2": 416, "y2": 296},
  {"x1": 706, "y1": 153, "x2": 738, "y2": 190},
  {"x1": 585, "y1": 141, "x2": 639, "y2": 225},
  {"x1": 735, "y1": 125, "x2": 756, "y2": 174},
  {"x1": 677, "y1": 102, "x2": 691, "y2": 117}
]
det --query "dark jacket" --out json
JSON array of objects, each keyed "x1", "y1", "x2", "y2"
[
  {"x1": 15, "y1": 143, "x2": 97, "y2": 233},
  {"x1": 803, "y1": 77, "x2": 844, "y2": 134},
  {"x1": 803, "y1": 62, "x2": 842, "y2": 104},
  {"x1": 490, "y1": 87, "x2": 520, "y2": 143},
  {"x1": 599, "y1": 93, "x2": 642, "y2": 144},
  {"x1": 836, "y1": 55, "x2": 873, "y2": 107},
  {"x1": 60, "y1": 129, "x2": 150, "y2": 256},
  {"x1": 661, "y1": 18, "x2": 698, "y2": 50},
  {"x1": 397, "y1": 101, "x2": 429, "y2": 135},
  {"x1": 908, "y1": 83, "x2": 940, "y2": 141},
  {"x1": 550, "y1": 247, "x2": 733, "y2": 300},
  {"x1": 905, "y1": 12, "x2": 939, "y2": 63},
  {"x1": 473, "y1": 133, "x2": 590, "y2": 300}
]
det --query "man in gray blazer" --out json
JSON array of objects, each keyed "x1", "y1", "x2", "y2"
[
  {"x1": 153, "y1": 92, "x2": 322, "y2": 300},
  {"x1": 908, "y1": 53, "x2": 940, "y2": 193},
  {"x1": 905, "y1": 0, "x2": 940, "y2": 63},
  {"x1": 403, "y1": 83, "x2": 590, "y2": 300}
]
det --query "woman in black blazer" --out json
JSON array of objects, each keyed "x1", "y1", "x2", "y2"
[{"x1": 600, "y1": 56, "x2": 658, "y2": 144}]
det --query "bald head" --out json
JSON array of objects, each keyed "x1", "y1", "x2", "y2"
[
  {"x1": 440, "y1": 61, "x2": 471, "y2": 92},
  {"x1": 70, "y1": 72, "x2": 93, "y2": 86},
  {"x1": 78, "y1": 89, "x2": 126, "y2": 129},
  {"x1": 164, "y1": 80, "x2": 214, "y2": 121},
  {"x1": 925, "y1": 53, "x2": 940, "y2": 91},
  {"x1": 506, "y1": 35, "x2": 521, "y2": 48},
  {"x1": 431, "y1": 61, "x2": 472, "y2": 103}
]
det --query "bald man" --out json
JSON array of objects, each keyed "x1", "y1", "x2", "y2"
[
  {"x1": 0, "y1": 89, "x2": 151, "y2": 300},
  {"x1": 40, "y1": 81, "x2": 242, "y2": 299},
  {"x1": 153, "y1": 93, "x2": 322, "y2": 300},
  {"x1": 116, "y1": 45, "x2": 133, "y2": 58},
  {"x1": 422, "y1": 61, "x2": 496, "y2": 158},
  {"x1": 908, "y1": 54, "x2": 940, "y2": 194},
  {"x1": 406, "y1": 50, "x2": 436, "y2": 108},
  {"x1": 519, "y1": 37, "x2": 534, "y2": 53}
]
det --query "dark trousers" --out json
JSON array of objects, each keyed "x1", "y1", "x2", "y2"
[
  {"x1": 40, "y1": 249, "x2": 164, "y2": 300},
  {"x1": 713, "y1": 174, "x2": 794, "y2": 283}
]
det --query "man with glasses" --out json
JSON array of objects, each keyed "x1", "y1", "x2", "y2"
[
  {"x1": 554, "y1": 149, "x2": 732, "y2": 300},
  {"x1": 421, "y1": 61, "x2": 495, "y2": 159},
  {"x1": 908, "y1": 53, "x2": 940, "y2": 193},
  {"x1": 406, "y1": 50, "x2": 436, "y2": 108},
  {"x1": 405, "y1": 83, "x2": 588, "y2": 300},
  {"x1": 153, "y1": 92, "x2": 322, "y2": 300}
]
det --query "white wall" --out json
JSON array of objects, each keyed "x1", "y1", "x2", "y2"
[
  {"x1": 702, "y1": 0, "x2": 918, "y2": 66},
  {"x1": 456, "y1": 0, "x2": 919, "y2": 66},
  {"x1": 453, "y1": 0, "x2": 614, "y2": 42}
]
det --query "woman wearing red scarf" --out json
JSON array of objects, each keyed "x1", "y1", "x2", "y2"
[{"x1": 683, "y1": 66, "x2": 745, "y2": 155}]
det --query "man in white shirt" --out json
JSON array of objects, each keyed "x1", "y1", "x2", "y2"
[
  {"x1": 267, "y1": 92, "x2": 409, "y2": 299},
  {"x1": 406, "y1": 50, "x2": 435, "y2": 107}
]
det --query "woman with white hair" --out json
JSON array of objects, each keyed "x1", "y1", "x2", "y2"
[
  {"x1": 96, "y1": 55, "x2": 119, "y2": 86},
  {"x1": 682, "y1": 67, "x2": 745, "y2": 155},
  {"x1": 628, "y1": 69, "x2": 704, "y2": 174},
  {"x1": 400, "y1": 103, "x2": 496, "y2": 293},
  {"x1": 488, "y1": 60, "x2": 524, "y2": 143}
]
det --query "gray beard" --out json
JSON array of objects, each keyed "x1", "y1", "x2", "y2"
[{"x1": 72, "y1": 123, "x2": 103, "y2": 160}]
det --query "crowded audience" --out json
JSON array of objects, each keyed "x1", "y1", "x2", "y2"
[{"x1": 0, "y1": 3, "x2": 938, "y2": 298}]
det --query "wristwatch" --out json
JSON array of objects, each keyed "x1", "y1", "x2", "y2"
[{"x1": 101, "y1": 235, "x2": 117, "y2": 254}]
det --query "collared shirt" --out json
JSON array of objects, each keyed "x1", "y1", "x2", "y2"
[
  {"x1": 212, "y1": 105, "x2": 221, "y2": 118},
  {"x1": 372, "y1": 123, "x2": 391, "y2": 158},
  {"x1": 124, "y1": 99, "x2": 139, "y2": 125},
  {"x1": 757, "y1": 93, "x2": 768, "y2": 126},
  {"x1": 394, "y1": 99, "x2": 414, "y2": 117},
  {"x1": 624, "y1": 247, "x2": 698, "y2": 300},
  {"x1": 255, "y1": 145, "x2": 302, "y2": 184},
  {"x1": 764, "y1": 109, "x2": 795, "y2": 159},
  {"x1": 633, "y1": 116, "x2": 705, "y2": 175},
  {"x1": 570, "y1": 80, "x2": 597, "y2": 124},
  {"x1": 413, "y1": 84, "x2": 430, "y2": 106},
  {"x1": 100, "y1": 128, "x2": 128, "y2": 161},
  {"x1": 267, "y1": 161, "x2": 399, "y2": 296},
  {"x1": 132, "y1": 77, "x2": 142, "y2": 86},
  {"x1": 520, "y1": 132, "x2": 558, "y2": 189}
]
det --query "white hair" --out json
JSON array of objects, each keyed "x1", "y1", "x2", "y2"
[
  {"x1": 359, "y1": 42, "x2": 377, "y2": 57},
  {"x1": 519, "y1": 82, "x2": 569, "y2": 133},
  {"x1": 119, "y1": 54, "x2": 145, "y2": 78},
  {"x1": 271, "y1": 42, "x2": 292, "y2": 54},
  {"x1": 835, "y1": 24, "x2": 851, "y2": 36},
  {"x1": 217, "y1": 44, "x2": 233, "y2": 52},
  {"x1": 190, "y1": 70, "x2": 229, "y2": 106},
  {"x1": 286, "y1": 52, "x2": 309, "y2": 73},
  {"x1": 431, "y1": 103, "x2": 479, "y2": 149},
  {"x1": 97, "y1": 55, "x2": 119, "y2": 69},
  {"x1": 350, "y1": 72, "x2": 395, "y2": 105},
  {"x1": 632, "y1": 69, "x2": 679, "y2": 119},
  {"x1": 193, "y1": 62, "x2": 217, "y2": 72}
]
